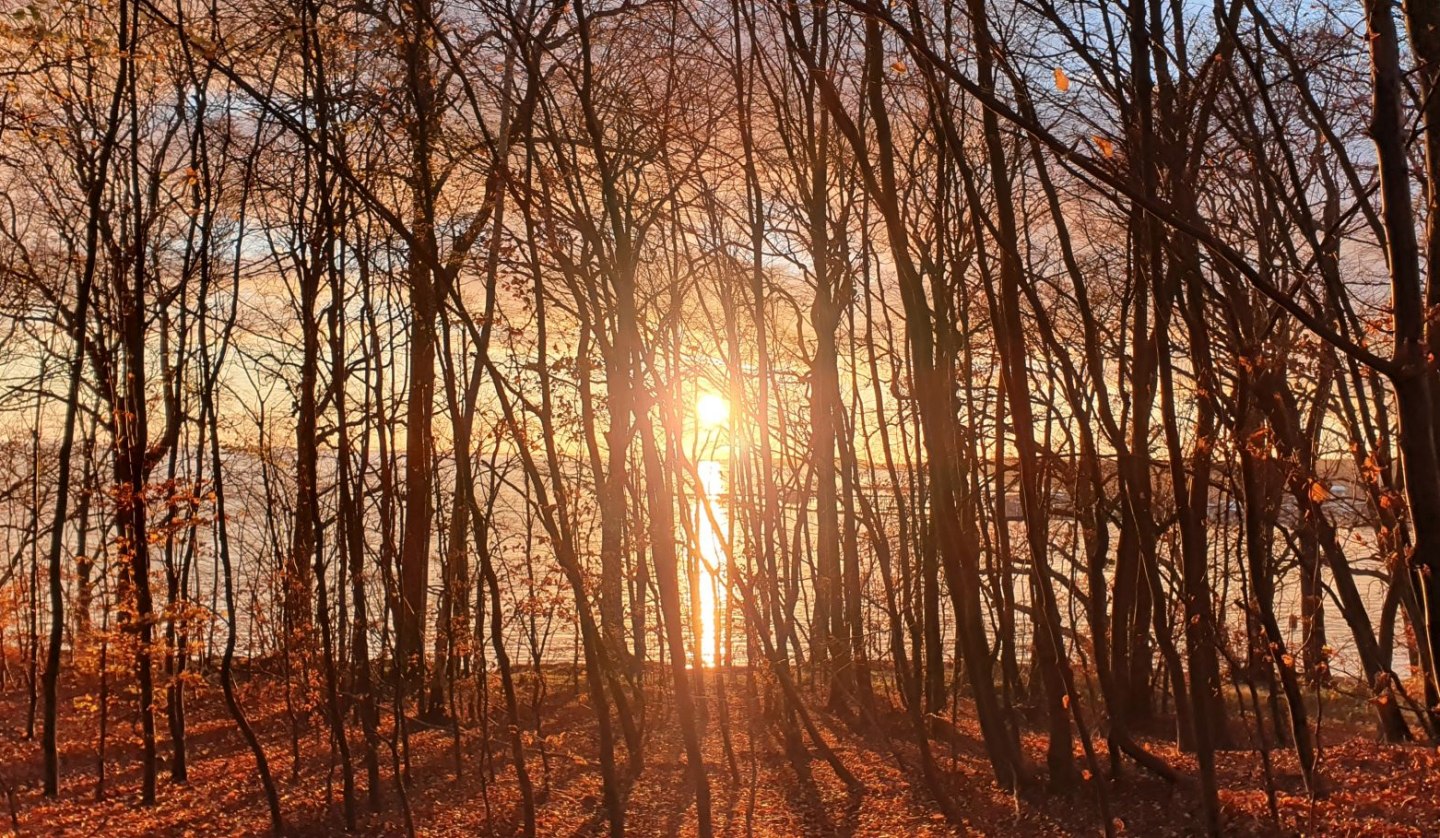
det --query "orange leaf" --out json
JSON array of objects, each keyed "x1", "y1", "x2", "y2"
[
  {"x1": 1054, "y1": 67, "x2": 1070, "y2": 92},
  {"x1": 1093, "y1": 135, "x2": 1114, "y2": 158}
]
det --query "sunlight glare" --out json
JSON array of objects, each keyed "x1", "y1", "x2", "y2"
[{"x1": 697, "y1": 392, "x2": 729, "y2": 428}]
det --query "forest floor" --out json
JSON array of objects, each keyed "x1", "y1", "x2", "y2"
[{"x1": 0, "y1": 666, "x2": 1436, "y2": 836}]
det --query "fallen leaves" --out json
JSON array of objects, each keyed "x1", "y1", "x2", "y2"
[{"x1": 7, "y1": 673, "x2": 1440, "y2": 836}]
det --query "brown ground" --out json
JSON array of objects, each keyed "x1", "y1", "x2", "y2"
[{"x1": 0, "y1": 667, "x2": 1435, "y2": 836}]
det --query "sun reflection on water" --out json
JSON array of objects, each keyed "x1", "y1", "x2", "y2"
[{"x1": 695, "y1": 459, "x2": 726, "y2": 667}]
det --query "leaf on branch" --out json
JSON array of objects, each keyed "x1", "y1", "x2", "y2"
[{"x1": 1054, "y1": 67, "x2": 1070, "y2": 92}]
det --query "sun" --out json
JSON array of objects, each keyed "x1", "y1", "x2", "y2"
[{"x1": 697, "y1": 392, "x2": 730, "y2": 428}]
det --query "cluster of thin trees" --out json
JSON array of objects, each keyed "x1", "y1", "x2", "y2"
[{"x1": 1, "y1": 0, "x2": 1439, "y2": 834}]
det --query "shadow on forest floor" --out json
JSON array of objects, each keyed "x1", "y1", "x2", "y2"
[{"x1": 1, "y1": 666, "x2": 1437, "y2": 836}]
